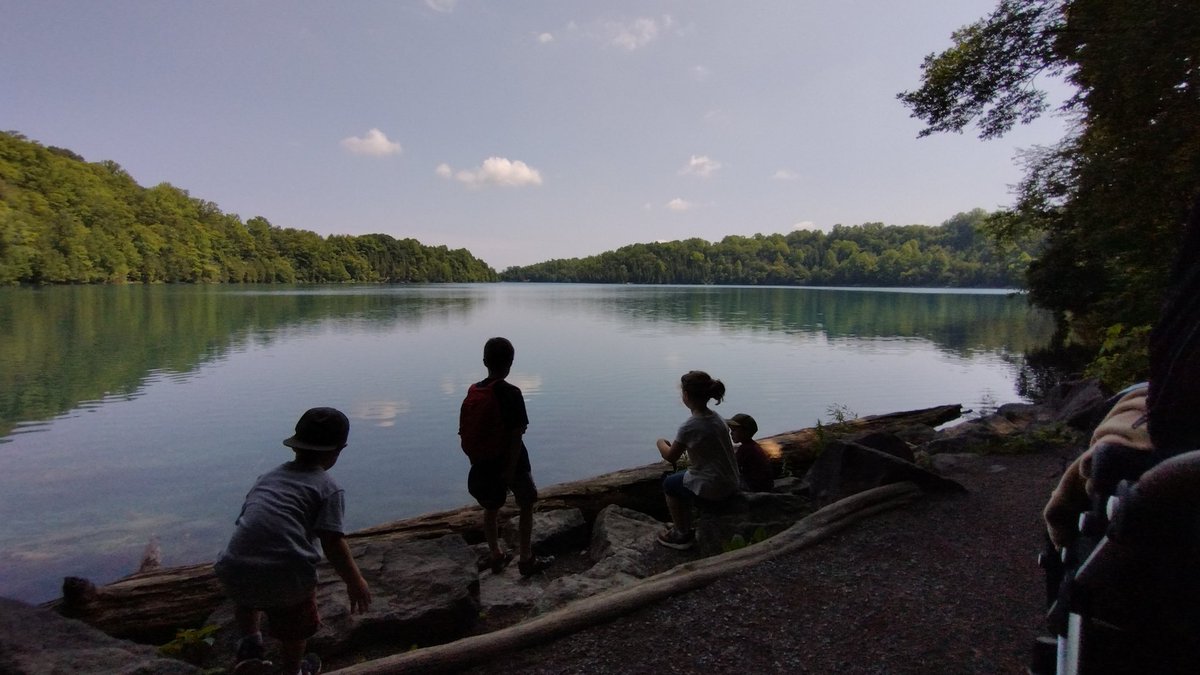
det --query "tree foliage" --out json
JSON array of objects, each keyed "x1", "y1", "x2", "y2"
[
  {"x1": 501, "y1": 210, "x2": 1037, "y2": 287},
  {"x1": 898, "y1": 0, "x2": 1200, "y2": 344},
  {"x1": 0, "y1": 132, "x2": 497, "y2": 284}
]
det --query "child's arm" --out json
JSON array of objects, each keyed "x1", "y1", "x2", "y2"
[
  {"x1": 318, "y1": 531, "x2": 371, "y2": 613},
  {"x1": 657, "y1": 438, "x2": 686, "y2": 464}
]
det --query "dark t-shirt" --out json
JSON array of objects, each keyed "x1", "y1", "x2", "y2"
[
  {"x1": 737, "y1": 439, "x2": 774, "y2": 492},
  {"x1": 477, "y1": 377, "x2": 531, "y2": 472}
]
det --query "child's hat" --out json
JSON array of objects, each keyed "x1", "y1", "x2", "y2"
[
  {"x1": 283, "y1": 407, "x2": 349, "y2": 452},
  {"x1": 726, "y1": 413, "x2": 758, "y2": 436}
]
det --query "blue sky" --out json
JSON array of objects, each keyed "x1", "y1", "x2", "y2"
[{"x1": 1, "y1": 1, "x2": 1070, "y2": 271}]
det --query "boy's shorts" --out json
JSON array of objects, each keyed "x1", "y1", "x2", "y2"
[
  {"x1": 258, "y1": 595, "x2": 321, "y2": 641},
  {"x1": 662, "y1": 470, "x2": 696, "y2": 502},
  {"x1": 214, "y1": 561, "x2": 321, "y2": 639},
  {"x1": 468, "y1": 456, "x2": 537, "y2": 511}
]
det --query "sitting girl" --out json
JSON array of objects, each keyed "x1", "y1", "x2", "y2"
[{"x1": 655, "y1": 370, "x2": 741, "y2": 549}]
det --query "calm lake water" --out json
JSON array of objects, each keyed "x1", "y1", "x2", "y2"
[{"x1": 0, "y1": 283, "x2": 1053, "y2": 603}]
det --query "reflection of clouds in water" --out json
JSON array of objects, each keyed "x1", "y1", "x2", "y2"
[
  {"x1": 6, "y1": 511, "x2": 179, "y2": 563},
  {"x1": 507, "y1": 373, "x2": 543, "y2": 395},
  {"x1": 353, "y1": 400, "x2": 410, "y2": 428},
  {"x1": 440, "y1": 376, "x2": 462, "y2": 396},
  {"x1": 440, "y1": 373, "x2": 542, "y2": 397}
]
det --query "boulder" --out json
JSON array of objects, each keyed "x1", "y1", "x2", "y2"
[
  {"x1": 532, "y1": 506, "x2": 665, "y2": 613},
  {"x1": 0, "y1": 597, "x2": 199, "y2": 674},
  {"x1": 692, "y1": 491, "x2": 814, "y2": 556},
  {"x1": 470, "y1": 508, "x2": 590, "y2": 618},
  {"x1": 1040, "y1": 378, "x2": 1108, "y2": 428},
  {"x1": 847, "y1": 431, "x2": 915, "y2": 463},
  {"x1": 803, "y1": 440, "x2": 966, "y2": 506},
  {"x1": 206, "y1": 534, "x2": 480, "y2": 666},
  {"x1": 512, "y1": 508, "x2": 589, "y2": 556}
]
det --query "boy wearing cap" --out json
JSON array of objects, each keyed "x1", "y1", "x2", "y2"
[
  {"x1": 214, "y1": 407, "x2": 371, "y2": 675},
  {"x1": 728, "y1": 413, "x2": 774, "y2": 493}
]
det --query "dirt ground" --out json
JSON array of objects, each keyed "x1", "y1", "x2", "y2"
[{"x1": 457, "y1": 449, "x2": 1069, "y2": 674}]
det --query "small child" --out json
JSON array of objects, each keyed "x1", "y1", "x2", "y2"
[
  {"x1": 728, "y1": 413, "x2": 774, "y2": 493},
  {"x1": 214, "y1": 407, "x2": 371, "y2": 675},
  {"x1": 460, "y1": 337, "x2": 552, "y2": 576}
]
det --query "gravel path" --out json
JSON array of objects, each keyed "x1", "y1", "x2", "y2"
[{"x1": 466, "y1": 449, "x2": 1069, "y2": 674}]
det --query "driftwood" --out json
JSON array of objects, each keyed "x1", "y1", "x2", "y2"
[
  {"x1": 330, "y1": 482, "x2": 924, "y2": 674},
  {"x1": 43, "y1": 404, "x2": 960, "y2": 643}
]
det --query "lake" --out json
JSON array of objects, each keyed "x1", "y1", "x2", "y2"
[{"x1": 0, "y1": 283, "x2": 1053, "y2": 603}]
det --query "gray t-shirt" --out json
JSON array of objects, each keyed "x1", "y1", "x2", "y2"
[
  {"x1": 676, "y1": 411, "x2": 740, "y2": 500},
  {"x1": 217, "y1": 461, "x2": 345, "y2": 574}
]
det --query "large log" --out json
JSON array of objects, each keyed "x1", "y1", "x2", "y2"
[{"x1": 43, "y1": 404, "x2": 961, "y2": 643}]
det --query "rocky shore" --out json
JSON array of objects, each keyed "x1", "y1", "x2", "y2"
[{"x1": 0, "y1": 381, "x2": 1105, "y2": 674}]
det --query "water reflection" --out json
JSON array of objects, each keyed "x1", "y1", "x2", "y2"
[
  {"x1": 0, "y1": 285, "x2": 482, "y2": 437},
  {"x1": 0, "y1": 284, "x2": 1051, "y2": 440}
]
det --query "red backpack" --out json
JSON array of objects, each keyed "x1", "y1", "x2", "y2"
[{"x1": 458, "y1": 381, "x2": 506, "y2": 464}]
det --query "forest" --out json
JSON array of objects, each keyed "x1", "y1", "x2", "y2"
[
  {"x1": 499, "y1": 211, "x2": 1031, "y2": 287},
  {"x1": 0, "y1": 131, "x2": 498, "y2": 284},
  {"x1": 1, "y1": 131, "x2": 1030, "y2": 290}
]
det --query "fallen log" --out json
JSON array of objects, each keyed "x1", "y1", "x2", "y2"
[{"x1": 42, "y1": 404, "x2": 961, "y2": 643}]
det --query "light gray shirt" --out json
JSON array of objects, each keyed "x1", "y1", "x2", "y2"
[
  {"x1": 676, "y1": 411, "x2": 740, "y2": 500},
  {"x1": 217, "y1": 461, "x2": 345, "y2": 574}
]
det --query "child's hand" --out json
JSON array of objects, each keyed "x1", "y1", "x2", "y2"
[{"x1": 347, "y1": 575, "x2": 371, "y2": 613}]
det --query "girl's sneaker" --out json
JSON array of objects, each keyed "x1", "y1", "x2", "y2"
[
  {"x1": 232, "y1": 659, "x2": 274, "y2": 675},
  {"x1": 300, "y1": 652, "x2": 322, "y2": 675},
  {"x1": 656, "y1": 528, "x2": 696, "y2": 550}
]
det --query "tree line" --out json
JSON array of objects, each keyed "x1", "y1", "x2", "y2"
[
  {"x1": 898, "y1": 0, "x2": 1200, "y2": 385},
  {"x1": 500, "y1": 210, "x2": 1035, "y2": 287},
  {"x1": 0, "y1": 131, "x2": 497, "y2": 284}
]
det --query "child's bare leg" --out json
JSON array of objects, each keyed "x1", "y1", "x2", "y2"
[
  {"x1": 277, "y1": 638, "x2": 304, "y2": 674},
  {"x1": 518, "y1": 502, "x2": 533, "y2": 561},
  {"x1": 483, "y1": 508, "x2": 502, "y2": 557},
  {"x1": 665, "y1": 494, "x2": 692, "y2": 533},
  {"x1": 235, "y1": 606, "x2": 262, "y2": 636}
]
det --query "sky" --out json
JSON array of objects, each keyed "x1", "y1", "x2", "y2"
[{"x1": 0, "y1": 1, "x2": 1072, "y2": 271}]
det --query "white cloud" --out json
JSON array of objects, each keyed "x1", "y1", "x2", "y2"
[
  {"x1": 437, "y1": 157, "x2": 544, "y2": 188},
  {"x1": 425, "y1": 0, "x2": 457, "y2": 13},
  {"x1": 667, "y1": 198, "x2": 694, "y2": 211},
  {"x1": 537, "y1": 32, "x2": 554, "y2": 44},
  {"x1": 340, "y1": 128, "x2": 402, "y2": 156},
  {"x1": 609, "y1": 15, "x2": 673, "y2": 51},
  {"x1": 773, "y1": 169, "x2": 801, "y2": 181},
  {"x1": 680, "y1": 155, "x2": 721, "y2": 178},
  {"x1": 691, "y1": 65, "x2": 709, "y2": 82},
  {"x1": 792, "y1": 221, "x2": 817, "y2": 231}
]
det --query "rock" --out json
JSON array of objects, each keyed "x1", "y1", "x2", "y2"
[
  {"x1": 531, "y1": 506, "x2": 664, "y2": 613},
  {"x1": 803, "y1": 440, "x2": 966, "y2": 506},
  {"x1": 206, "y1": 534, "x2": 481, "y2": 666},
  {"x1": 0, "y1": 596, "x2": 199, "y2": 674},
  {"x1": 509, "y1": 508, "x2": 589, "y2": 556},
  {"x1": 588, "y1": 505, "x2": 663, "y2": 565},
  {"x1": 471, "y1": 508, "x2": 590, "y2": 618},
  {"x1": 848, "y1": 431, "x2": 915, "y2": 463},
  {"x1": 924, "y1": 419, "x2": 1013, "y2": 455},
  {"x1": 1052, "y1": 379, "x2": 1112, "y2": 430},
  {"x1": 693, "y1": 491, "x2": 814, "y2": 556}
]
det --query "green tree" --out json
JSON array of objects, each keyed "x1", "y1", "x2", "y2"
[{"x1": 898, "y1": 0, "x2": 1200, "y2": 346}]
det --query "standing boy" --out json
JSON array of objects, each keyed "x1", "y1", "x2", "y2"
[
  {"x1": 214, "y1": 407, "x2": 371, "y2": 675},
  {"x1": 728, "y1": 413, "x2": 774, "y2": 492},
  {"x1": 459, "y1": 337, "x2": 552, "y2": 576}
]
